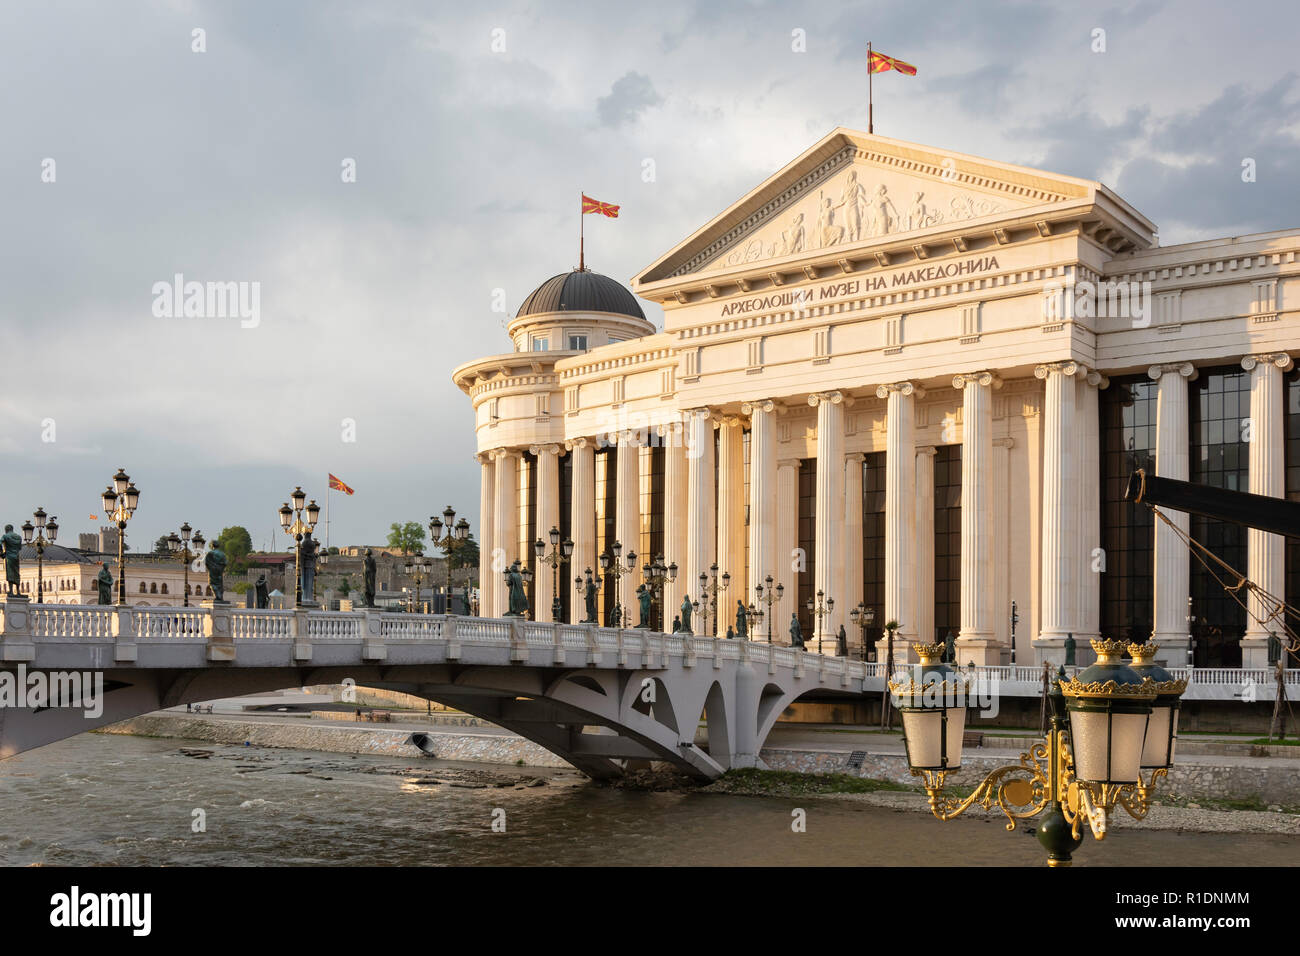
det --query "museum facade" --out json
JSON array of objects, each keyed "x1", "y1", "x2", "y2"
[{"x1": 453, "y1": 128, "x2": 1300, "y2": 668}]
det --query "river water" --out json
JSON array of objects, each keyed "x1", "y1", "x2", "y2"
[{"x1": 0, "y1": 733, "x2": 1293, "y2": 867}]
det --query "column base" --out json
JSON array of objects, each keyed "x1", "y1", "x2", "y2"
[
  {"x1": 874, "y1": 637, "x2": 916, "y2": 664},
  {"x1": 1032, "y1": 636, "x2": 1066, "y2": 668},
  {"x1": 953, "y1": 638, "x2": 1007, "y2": 667},
  {"x1": 1240, "y1": 636, "x2": 1273, "y2": 670},
  {"x1": 1150, "y1": 632, "x2": 1191, "y2": 669}
]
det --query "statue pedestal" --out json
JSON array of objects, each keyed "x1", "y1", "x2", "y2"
[{"x1": 0, "y1": 593, "x2": 33, "y2": 661}]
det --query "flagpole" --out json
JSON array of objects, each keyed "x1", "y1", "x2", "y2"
[
  {"x1": 868, "y1": 41, "x2": 873, "y2": 134},
  {"x1": 579, "y1": 191, "x2": 585, "y2": 271},
  {"x1": 325, "y1": 482, "x2": 330, "y2": 552}
]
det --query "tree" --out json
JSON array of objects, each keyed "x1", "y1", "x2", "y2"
[
  {"x1": 387, "y1": 521, "x2": 426, "y2": 556},
  {"x1": 153, "y1": 535, "x2": 172, "y2": 554},
  {"x1": 216, "y1": 526, "x2": 253, "y2": 573},
  {"x1": 436, "y1": 532, "x2": 479, "y2": 572}
]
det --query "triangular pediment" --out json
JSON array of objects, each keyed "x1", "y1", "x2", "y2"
[{"x1": 634, "y1": 128, "x2": 1115, "y2": 288}]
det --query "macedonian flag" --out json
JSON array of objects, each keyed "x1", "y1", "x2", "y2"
[
  {"x1": 328, "y1": 473, "x2": 355, "y2": 495},
  {"x1": 581, "y1": 194, "x2": 620, "y2": 218},
  {"x1": 868, "y1": 50, "x2": 917, "y2": 76}
]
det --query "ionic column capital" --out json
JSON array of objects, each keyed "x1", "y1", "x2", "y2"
[
  {"x1": 875, "y1": 382, "x2": 926, "y2": 400},
  {"x1": 1147, "y1": 361, "x2": 1197, "y2": 382},
  {"x1": 915, "y1": 445, "x2": 938, "y2": 458},
  {"x1": 741, "y1": 399, "x2": 776, "y2": 415},
  {"x1": 529, "y1": 443, "x2": 564, "y2": 457},
  {"x1": 1241, "y1": 352, "x2": 1294, "y2": 373},
  {"x1": 808, "y1": 390, "x2": 851, "y2": 407},
  {"x1": 778, "y1": 458, "x2": 802, "y2": 471},
  {"x1": 565, "y1": 436, "x2": 590, "y2": 451},
  {"x1": 476, "y1": 452, "x2": 494, "y2": 465},
  {"x1": 1085, "y1": 370, "x2": 1110, "y2": 389},
  {"x1": 1034, "y1": 361, "x2": 1081, "y2": 380},
  {"x1": 487, "y1": 447, "x2": 519, "y2": 462},
  {"x1": 993, "y1": 436, "x2": 1016, "y2": 449},
  {"x1": 952, "y1": 371, "x2": 1003, "y2": 390}
]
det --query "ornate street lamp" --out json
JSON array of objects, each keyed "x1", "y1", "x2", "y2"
[
  {"x1": 639, "y1": 554, "x2": 677, "y2": 630},
  {"x1": 278, "y1": 487, "x2": 321, "y2": 608},
  {"x1": 535, "y1": 526, "x2": 575, "y2": 622},
  {"x1": 404, "y1": 552, "x2": 433, "y2": 613},
  {"x1": 1185, "y1": 595, "x2": 1196, "y2": 668},
  {"x1": 430, "y1": 506, "x2": 474, "y2": 613},
  {"x1": 101, "y1": 468, "x2": 140, "y2": 606},
  {"x1": 697, "y1": 563, "x2": 729, "y2": 637},
  {"x1": 849, "y1": 602, "x2": 877, "y2": 661},
  {"x1": 805, "y1": 589, "x2": 834, "y2": 654},
  {"x1": 166, "y1": 523, "x2": 205, "y2": 607},
  {"x1": 892, "y1": 638, "x2": 1184, "y2": 867},
  {"x1": 21, "y1": 509, "x2": 58, "y2": 604},
  {"x1": 599, "y1": 540, "x2": 636, "y2": 628},
  {"x1": 754, "y1": 576, "x2": 784, "y2": 644}
]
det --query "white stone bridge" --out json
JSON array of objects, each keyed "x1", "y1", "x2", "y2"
[
  {"x1": 0, "y1": 602, "x2": 882, "y2": 780},
  {"x1": 0, "y1": 602, "x2": 1293, "y2": 780}
]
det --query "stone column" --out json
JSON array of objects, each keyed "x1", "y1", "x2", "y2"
[
  {"x1": 685, "y1": 409, "x2": 716, "y2": 633},
  {"x1": 775, "y1": 459, "x2": 800, "y2": 644},
  {"x1": 876, "y1": 382, "x2": 922, "y2": 656},
  {"x1": 954, "y1": 371, "x2": 1002, "y2": 664},
  {"x1": 1033, "y1": 362, "x2": 1080, "y2": 663},
  {"x1": 1242, "y1": 353, "x2": 1293, "y2": 666},
  {"x1": 843, "y1": 451, "x2": 864, "y2": 655},
  {"x1": 477, "y1": 452, "x2": 496, "y2": 617},
  {"x1": 744, "y1": 400, "x2": 778, "y2": 628},
  {"x1": 531, "y1": 444, "x2": 562, "y2": 622},
  {"x1": 913, "y1": 446, "x2": 937, "y2": 650},
  {"x1": 615, "y1": 431, "x2": 640, "y2": 624},
  {"x1": 810, "y1": 391, "x2": 846, "y2": 651},
  {"x1": 567, "y1": 438, "x2": 595, "y2": 623},
  {"x1": 1075, "y1": 372, "x2": 1106, "y2": 645},
  {"x1": 492, "y1": 449, "x2": 519, "y2": 618},
  {"x1": 662, "y1": 422, "x2": 689, "y2": 625},
  {"x1": 716, "y1": 416, "x2": 746, "y2": 636},
  {"x1": 1149, "y1": 362, "x2": 1196, "y2": 659},
  {"x1": 993, "y1": 437, "x2": 1014, "y2": 653}
]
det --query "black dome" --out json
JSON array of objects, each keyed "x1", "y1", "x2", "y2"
[{"x1": 516, "y1": 270, "x2": 646, "y2": 320}]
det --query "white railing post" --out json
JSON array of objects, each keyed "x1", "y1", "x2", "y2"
[
  {"x1": 552, "y1": 621, "x2": 565, "y2": 665},
  {"x1": 444, "y1": 614, "x2": 460, "y2": 660},
  {"x1": 203, "y1": 603, "x2": 235, "y2": 662},
  {"x1": 111, "y1": 605, "x2": 136, "y2": 662},
  {"x1": 291, "y1": 607, "x2": 311, "y2": 661},
  {"x1": 362, "y1": 608, "x2": 385, "y2": 661},
  {"x1": 0, "y1": 597, "x2": 34, "y2": 662},
  {"x1": 509, "y1": 617, "x2": 528, "y2": 662}
]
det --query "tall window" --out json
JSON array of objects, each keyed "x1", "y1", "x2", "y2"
[
  {"x1": 1189, "y1": 366, "x2": 1249, "y2": 667},
  {"x1": 595, "y1": 447, "x2": 617, "y2": 625},
  {"x1": 1286, "y1": 369, "x2": 1300, "y2": 645},
  {"x1": 860, "y1": 452, "x2": 886, "y2": 656},
  {"x1": 558, "y1": 452, "x2": 573, "y2": 622},
  {"x1": 639, "y1": 445, "x2": 665, "y2": 629},
  {"x1": 797, "y1": 458, "x2": 817, "y2": 639},
  {"x1": 934, "y1": 445, "x2": 962, "y2": 644},
  {"x1": 1100, "y1": 376, "x2": 1157, "y2": 641},
  {"x1": 518, "y1": 451, "x2": 536, "y2": 613}
]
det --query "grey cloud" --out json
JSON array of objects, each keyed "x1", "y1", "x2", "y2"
[{"x1": 596, "y1": 72, "x2": 664, "y2": 127}]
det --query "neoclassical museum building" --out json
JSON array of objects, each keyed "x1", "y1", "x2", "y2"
[{"x1": 453, "y1": 128, "x2": 1300, "y2": 670}]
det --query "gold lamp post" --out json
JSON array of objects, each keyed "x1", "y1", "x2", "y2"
[
  {"x1": 278, "y1": 487, "x2": 320, "y2": 609},
  {"x1": 100, "y1": 469, "x2": 140, "y2": 606},
  {"x1": 404, "y1": 552, "x2": 433, "y2": 613},
  {"x1": 639, "y1": 554, "x2": 677, "y2": 630},
  {"x1": 849, "y1": 602, "x2": 877, "y2": 661},
  {"x1": 697, "y1": 563, "x2": 729, "y2": 637},
  {"x1": 534, "y1": 526, "x2": 575, "y2": 622},
  {"x1": 165, "y1": 523, "x2": 205, "y2": 607},
  {"x1": 891, "y1": 638, "x2": 1186, "y2": 867},
  {"x1": 20, "y1": 508, "x2": 58, "y2": 604},
  {"x1": 598, "y1": 539, "x2": 636, "y2": 628},
  {"x1": 805, "y1": 589, "x2": 834, "y2": 654},
  {"x1": 753, "y1": 575, "x2": 784, "y2": 644}
]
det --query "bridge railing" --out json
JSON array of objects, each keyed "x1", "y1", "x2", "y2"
[
  {"x1": 229, "y1": 608, "x2": 293, "y2": 639},
  {"x1": 28, "y1": 604, "x2": 114, "y2": 639}
]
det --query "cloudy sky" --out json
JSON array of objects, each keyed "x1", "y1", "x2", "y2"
[{"x1": 1, "y1": 0, "x2": 1297, "y2": 553}]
